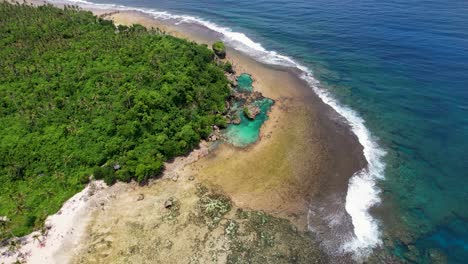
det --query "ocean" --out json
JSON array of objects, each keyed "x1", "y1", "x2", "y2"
[{"x1": 53, "y1": 0, "x2": 468, "y2": 262}]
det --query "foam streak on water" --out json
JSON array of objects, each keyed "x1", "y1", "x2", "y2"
[{"x1": 53, "y1": 0, "x2": 386, "y2": 258}]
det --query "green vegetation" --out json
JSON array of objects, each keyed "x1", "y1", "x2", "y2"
[
  {"x1": 212, "y1": 41, "x2": 226, "y2": 58},
  {"x1": 221, "y1": 61, "x2": 234, "y2": 74},
  {"x1": 243, "y1": 107, "x2": 251, "y2": 118},
  {"x1": 0, "y1": 2, "x2": 230, "y2": 238}
]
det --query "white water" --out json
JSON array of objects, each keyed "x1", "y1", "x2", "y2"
[{"x1": 52, "y1": 0, "x2": 387, "y2": 258}]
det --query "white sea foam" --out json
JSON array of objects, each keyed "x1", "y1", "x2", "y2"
[{"x1": 52, "y1": 0, "x2": 387, "y2": 258}]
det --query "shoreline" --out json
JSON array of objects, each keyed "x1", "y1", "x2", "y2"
[
  {"x1": 102, "y1": 7, "x2": 368, "y2": 257},
  {"x1": 0, "y1": 181, "x2": 107, "y2": 263},
  {"x1": 0, "y1": 142, "x2": 214, "y2": 264},
  {"x1": 5, "y1": 1, "x2": 370, "y2": 263}
]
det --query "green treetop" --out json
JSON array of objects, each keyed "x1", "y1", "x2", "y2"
[{"x1": 0, "y1": 2, "x2": 230, "y2": 238}]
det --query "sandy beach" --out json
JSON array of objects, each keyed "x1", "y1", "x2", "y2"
[
  {"x1": 0, "y1": 181, "x2": 108, "y2": 263},
  {"x1": 1, "y1": 2, "x2": 366, "y2": 263}
]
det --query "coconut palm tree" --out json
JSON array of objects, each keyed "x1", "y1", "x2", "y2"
[{"x1": 32, "y1": 233, "x2": 43, "y2": 246}]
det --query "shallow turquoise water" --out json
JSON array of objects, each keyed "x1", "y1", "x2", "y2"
[
  {"x1": 224, "y1": 98, "x2": 273, "y2": 147},
  {"x1": 236, "y1": 73, "x2": 253, "y2": 93},
  {"x1": 58, "y1": 0, "x2": 468, "y2": 262}
]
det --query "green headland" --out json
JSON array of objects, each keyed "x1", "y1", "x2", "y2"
[{"x1": 0, "y1": 2, "x2": 230, "y2": 238}]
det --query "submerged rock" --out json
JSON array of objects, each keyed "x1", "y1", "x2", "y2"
[
  {"x1": 428, "y1": 248, "x2": 448, "y2": 264},
  {"x1": 250, "y1": 91, "x2": 264, "y2": 101},
  {"x1": 223, "y1": 98, "x2": 274, "y2": 147}
]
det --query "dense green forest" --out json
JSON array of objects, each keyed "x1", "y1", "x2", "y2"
[{"x1": 0, "y1": 2, "x2": 230, "y2": 238}]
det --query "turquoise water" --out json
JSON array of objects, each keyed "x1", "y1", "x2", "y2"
[
  {"x1": 236, "y1": 73, "x2": 253, "y2": 93},
  {"x1": 59, "y1": 0, "x2": 468, "y2": 262},
  {"x1": 224, "y1": 98, "x2": 273, "y2": 147},
  {"x1": 224, "y1": 73, "x2": 270, "y2": 147}
]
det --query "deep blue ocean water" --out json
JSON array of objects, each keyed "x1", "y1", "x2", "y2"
[{"x1": 65, "y1": 0, "x2": 468, "y2": 262}]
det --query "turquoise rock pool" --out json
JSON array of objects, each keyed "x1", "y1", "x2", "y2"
[
  {"x1": 223, "y1": 98, "x2": 274, "y2": 147},
  {"x1": 235, "y1": 73, "x2": 253, "y2": 93}
]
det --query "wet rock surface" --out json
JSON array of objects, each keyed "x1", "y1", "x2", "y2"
[
  {"x1": 73, "y1": 181, "x2": 327, "y2": 264},
  {"x1": 244, "y1": 104, "x2": 261, "y2": 120}
]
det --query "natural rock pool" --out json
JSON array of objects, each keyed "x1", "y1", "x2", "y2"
[
  {"x1": 235, "y1": 73, "x2": 253, "y2": 93},
  {"x1": 223, "y1": 73, "x2": 274, "y2": 147}
]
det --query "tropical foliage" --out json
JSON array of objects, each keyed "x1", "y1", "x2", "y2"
[{"x1": 0, "y1": 2, "x2": 230, "y2": 238}]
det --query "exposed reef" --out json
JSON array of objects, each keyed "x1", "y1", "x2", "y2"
[{"x1": 72, "y1": 180, "x2": 327, "y2": 264}]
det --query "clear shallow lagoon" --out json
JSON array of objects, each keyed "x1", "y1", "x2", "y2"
[
  {"x1": 224, "y1": 98, "x2": 273, "y2": 147},
  {"x1": 61, "y1": 0, "x2": 468, "y2": 262}
]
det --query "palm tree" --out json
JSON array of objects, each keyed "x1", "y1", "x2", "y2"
[
  {"x1": 10, "y1": 193, "x2": 26, "y2": 215},
  {"x1": 8, "y1": 239, "x2": 21, "y2": 253},
  {"x1": 41, "y1": 189, "x2": 54, "y2": 199},
  {"x1": 0, "y1": 216, "x2": 10, "y2": 240},
  {"x1": 32, "y1": 233, "x2": 42, "y2": 244}
]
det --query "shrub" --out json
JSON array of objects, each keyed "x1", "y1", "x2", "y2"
[{"x1": 212, "y1": 41, "x2": 226, "y2": 58}]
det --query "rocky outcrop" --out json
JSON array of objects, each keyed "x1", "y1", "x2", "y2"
[
  {"x1": 226, "y1": 74, "x2": 238, "y2": 88},
  {"x1": 212, "y1": 41, "x2": 226, "y2": 59},
  {"x1": 164, "y1": 198, "x2": 174, "y2": 209},
  {"x1": 208, "y1": 125, "x2": 222, "y2": 142},
  {"x1": 244, "y1": 104, "x2": 261, "y2": 120},
  {"x1": 136, "y1": 194, "x2": 144, "y2": 201},
  {"x1": 208, "y1": 133, "x2": 219, "y2": 142},
  {"x1": 229, "y1": 114, "x2": 241, "y2": 125}
]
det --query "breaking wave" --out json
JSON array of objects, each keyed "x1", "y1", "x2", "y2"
[{"x1": 53, "y1": 0, "x2": 387, "y2": 258}]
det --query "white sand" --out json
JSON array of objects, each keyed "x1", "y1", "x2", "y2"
[
  {"x1": 0, "y1": 181, "x2": 107, "y2": 264},
  {"x1": 0, "y1": 139, "x2": 211, "y2": 264}
]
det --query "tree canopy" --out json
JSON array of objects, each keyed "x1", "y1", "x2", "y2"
[{"x1": 0, "y1": 2, "x2": 230, "y2": 238}]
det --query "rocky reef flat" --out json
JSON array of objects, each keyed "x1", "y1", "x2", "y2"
[
  {"x1": 71, "y1": 178, "x2": 327, "y2": 264},
  {"x1": 1, "y1": 3, "x2": 367, "y2": 263}
]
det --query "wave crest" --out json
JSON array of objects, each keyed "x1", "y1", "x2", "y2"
[{"x1": 52, "y1": 0, "x2": 386, "y2": 258}]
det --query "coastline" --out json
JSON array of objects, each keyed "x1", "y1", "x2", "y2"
[
  {"x1": 0, "y1": 181, "x2": 107, "y2": 263},
  {"x1": 0, "y1": 142, "x2": 213, "y2": 264},
  {"x1": 3, "y1": 1, "x2": 369, "y2": 263},
  {"x1": 94, "y1": 7, "x2": 368, "y2": 258}
]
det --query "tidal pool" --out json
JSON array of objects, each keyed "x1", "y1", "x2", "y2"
[
  {"x1": 223, "y1": 98, "x2": 273, "y2": 147},
  {"x1": 236, "y1": 73, "x2": 253, "y2": 93}
]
